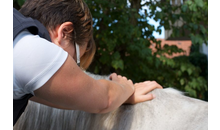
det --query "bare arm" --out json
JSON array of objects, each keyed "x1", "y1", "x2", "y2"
[
  {"x1": 33, "y1": 55, "x2": 134, "y2": 113},
  {"x1": 85, "y1": 72, "x2": 163, "y2": 105},
  {"x1": 30, "y1": 96, "x2": 71, "y2": 110}
]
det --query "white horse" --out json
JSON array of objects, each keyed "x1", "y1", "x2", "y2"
[{"x1": 13, "y1": 72, "x2": 208, "y2": 130}]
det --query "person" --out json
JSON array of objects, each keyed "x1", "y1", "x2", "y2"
[{"x1": 13, "y1": 0, "x2": 162, "y2": 126}]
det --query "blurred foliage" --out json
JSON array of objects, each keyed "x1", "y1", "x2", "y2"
[
  {"x1": 13, "y1": 0, "x2": 25, "y2": 10},
  {"x1": 151, "y1": 0, "x2": 208, "y2": 45},
  {"x1": 13, "y1": 0, "x2": 208, "y2": 101}
]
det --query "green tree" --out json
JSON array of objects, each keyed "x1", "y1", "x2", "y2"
[
  {"x1": 85, "y1": 0, "x2": 208, "y2": 100},
  {"x1": 13, "y1": 0, "x2": 208, "y2": 100}
]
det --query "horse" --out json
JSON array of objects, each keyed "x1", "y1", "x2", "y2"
[{"x1": 14, "y1": 72, "x2": 208, "y2": 130}]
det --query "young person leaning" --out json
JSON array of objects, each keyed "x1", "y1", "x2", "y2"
[{"x1": 13, "y1": 0, "x2": 162, "y2": 125}]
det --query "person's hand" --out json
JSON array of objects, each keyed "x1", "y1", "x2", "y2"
[
  {"x1": 124, "y1": 81, "x2": 163, "y2": 105},
  {"x1": 109, "y1": 73, "x2": 134, "y2": 94}
]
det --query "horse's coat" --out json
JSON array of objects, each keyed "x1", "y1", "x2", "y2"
[{"x1": 14, "y1": 72, "x2": 208, "y2": 130}]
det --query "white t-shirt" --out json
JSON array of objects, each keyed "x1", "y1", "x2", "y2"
[{"x1": 13, "y1": 30, "x2": 68, "y2": 100}]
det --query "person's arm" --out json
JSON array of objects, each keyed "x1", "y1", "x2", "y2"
[
  {"x1": 30, "y1": 72, "x2": 163, "y2": 109},
  {"x1": 85, "y1": 72, "x2": 163, "y2": 105},
  {"x1": 30, "y1": 96, "x2": 71, "y2": 109},
  {"x1": 34, "y1": 55, "x2": 134, "y2": 113}
]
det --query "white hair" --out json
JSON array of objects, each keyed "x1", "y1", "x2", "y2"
[{"x1": 14, "y1": 72, "x2": 208, "y2": 130}]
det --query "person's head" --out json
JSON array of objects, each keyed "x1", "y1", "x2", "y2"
[{"x1": 19, "y1": 0, "x2": 96, "y2": 70}]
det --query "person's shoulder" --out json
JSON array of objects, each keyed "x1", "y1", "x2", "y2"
[
  {"x1": 14, "y1": 30, "x2": 33, "y2": 43},
  {"x1": 13, "y1": 31, "x2": 68, "y2": 100},
  {"x1": 14, "y1": 30, "x2": 53, "y2": 49}
]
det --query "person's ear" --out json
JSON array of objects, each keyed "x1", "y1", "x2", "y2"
[{"x1": 56, "y1": 22, "x2": 74, "y2": 48}]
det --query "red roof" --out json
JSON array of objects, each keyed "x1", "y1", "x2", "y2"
[{"x1": 150, "y1": 39, "x2": 192, "y2": 58}]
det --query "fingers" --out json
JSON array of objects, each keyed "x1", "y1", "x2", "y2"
[
  {"x1": 119, "y1": 76, "x2": 133, "y2": 84},
  {"x1": 143, "y1": 81, "x2": 162, "y2": 95},
  {"x1": 128, "y1": 79, "x2": 133, "y2": 85},
  {"x1": 143, "y1": 81, "x2": 163, "y2": 89},
  {"x1": 134, "y1": 81, "x2": 162, "y2": 96},
  {"x1": 110, "y1": 73, "x2": 134, "y2": 89},
  {"x1": 109, "y1": 73, "x2": 126, "y2": 80},
  {"x1": 128, "y1": 93, "x2": 155, "y2": 105},
  {"x1": 110, "y1": 73, "x2": 132, "y2": 82},
  {"x1": 109, "y1": 73, "x2": 117, "y2": 80},
  {"x1": 139, "y1": 93, "x2": 155, "y2": 102},
  {"x1": 124, "y1": 80, "x2": 162, "y2": 104},
  {"x1": 117, "y1": 75, "x2": 127, "y2": 80},
  {"x1": 135, "y1": 81, "x2": 162, "y2": 89}
]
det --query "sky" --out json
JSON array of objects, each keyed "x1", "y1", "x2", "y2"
[
  {"x1": 139, "y1": 0, "x2": 165, "y2": 39},
  {"x1": 96, "y1": 0, "x2": 165, "y2": 39},
  {"x1": 148, "y1": 19, "x2": 165, "y2": 39}
]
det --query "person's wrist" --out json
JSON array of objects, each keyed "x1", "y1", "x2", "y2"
[{"x1": 123, "y1": 94, "x2": 134, "y2": 105}]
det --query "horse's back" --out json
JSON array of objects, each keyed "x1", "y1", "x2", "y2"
[{"x1": 14, "y1": 88, "x2": 208, "y2": 130}]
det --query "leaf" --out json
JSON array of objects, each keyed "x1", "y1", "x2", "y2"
[
  {"x1": 99, "y1": 54, "x2": 110, "y2": 64},
  {"x1": 185, "y1": 85, "x2": 197, "y2": 97},
  {"x1": 189, "y1": 3, "x2": 197, "y2": 11},
  {"x1": 190, "y1": 34, "x2": 203, "y2": 45},
  {"x1": 195, "y1": 0, "x2": 204, "y2": 8},
  {"x1": 200, "y1": 25, "x2": 207, "y2": 34},
  {"x1": 180, "y1": 65, "x2": 186, "y2": 72},
  {"x1": 181, "y1": 4, "x2": 188, "y2": 12},
  {"x1": 187, "y1": 68, "x2": 192, "y2": 75},
  {"x1": 111, "y1": 59, "x2": 124, "y2": 70},
  {"x1": 112, "y1": 52, "x2": 120, "y2": 60},
  {"x1": 180, "y1": 79, "x2": 185, "y2": 85}
]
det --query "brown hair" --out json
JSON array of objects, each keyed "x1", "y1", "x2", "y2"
[{"x1": 19, "y1": 0, "x2": 96, "y2": 70}]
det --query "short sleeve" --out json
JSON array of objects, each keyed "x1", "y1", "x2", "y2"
[{"x1": 13, "y1": 30, "x2": 68, "y2": 99}]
